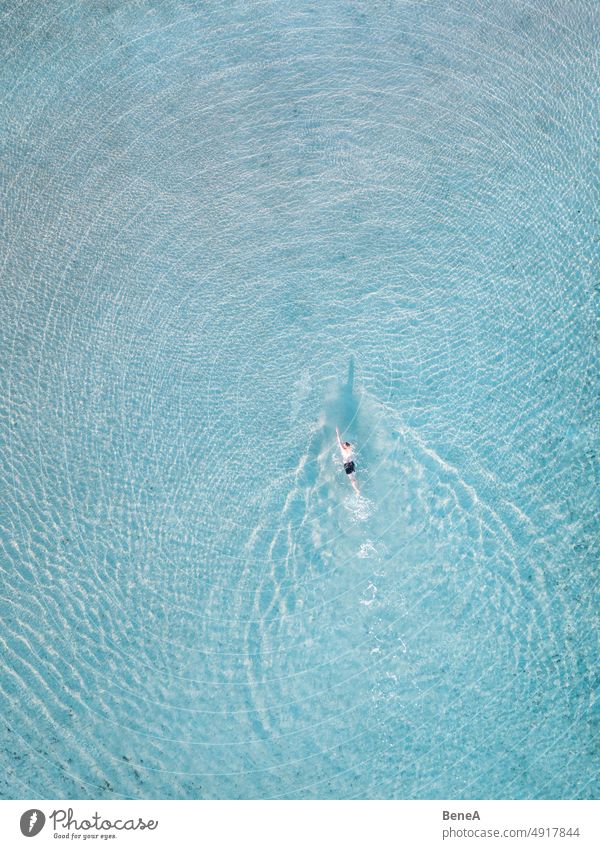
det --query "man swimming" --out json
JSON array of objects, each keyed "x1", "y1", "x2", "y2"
[{"x1": 336, "y1": 426, "x2": 360, "y2": 494}]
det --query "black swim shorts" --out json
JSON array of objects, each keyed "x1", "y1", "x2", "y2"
[{"x1": 344, "y1": 461, "x2": 355, "y2": 475}]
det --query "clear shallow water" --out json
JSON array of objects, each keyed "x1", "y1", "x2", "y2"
[{"x1": 0, "y1": 0, "x2": 598, "y2": 799}]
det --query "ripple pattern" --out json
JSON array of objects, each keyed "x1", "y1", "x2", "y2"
[{"x1": 0, "y1": 0, "x2": 598, "y2": 799}]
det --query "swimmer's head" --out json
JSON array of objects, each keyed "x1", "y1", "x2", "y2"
[{"x1": 343, "y1": 442, "x2": 352, "y2": 448}]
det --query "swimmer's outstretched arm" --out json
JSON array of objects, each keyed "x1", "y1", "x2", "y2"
[{"x1": 336, "y1": 425, "x2": 343, "y2": 450}]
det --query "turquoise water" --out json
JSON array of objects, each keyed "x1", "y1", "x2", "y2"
[{"x1": 1, "y1": 0, "x2": 598, "y2": 800}]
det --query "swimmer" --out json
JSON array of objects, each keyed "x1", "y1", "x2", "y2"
[{"x1": 336, "y1": 426, "x2": 360, "y2": 494}]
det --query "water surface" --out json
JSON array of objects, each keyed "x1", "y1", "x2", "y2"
[{"x1": 0, "y1": 0, "x2": 598, "y2": 799}]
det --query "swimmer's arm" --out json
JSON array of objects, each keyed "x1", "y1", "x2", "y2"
[{"x1": 335, "y1": 426, "x2": 343, "y2": 450}]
